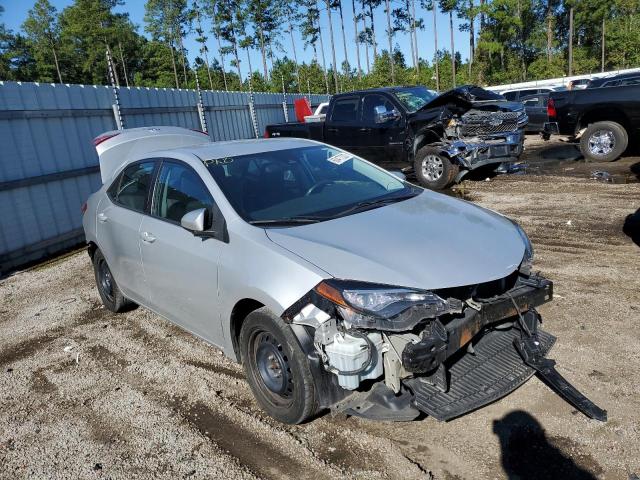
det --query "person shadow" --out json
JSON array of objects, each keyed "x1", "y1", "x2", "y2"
[
  {"x1": 493, "y1": 410, "x2": 597, "y2": 480},
  {"x1": 623, "y1": 208, "x2": 640, "y2": 247}
]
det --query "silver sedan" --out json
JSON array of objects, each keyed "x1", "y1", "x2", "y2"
[{"x1": 83, "y1": 126, "x2": 604, "y2": 424}]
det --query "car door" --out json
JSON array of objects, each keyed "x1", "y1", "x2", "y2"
[
  {"x1": 139, "y1": 159, "x2": 223, "y2": 343},
  {"x1": 520, "y1": 95, "x2": 548, "y2": 132},
  {"x1": 359, "y1": 93, "x2": 405, "y2": 165},
  {"x1": 96, "y1": 160, "x2": 156, "y2": 302},
  {"x1": 324, "y1": 96, "x2": 362, "y2": 156}
]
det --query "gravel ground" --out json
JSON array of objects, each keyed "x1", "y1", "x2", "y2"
[{"x1": 1, "y1": 138, "x2": 639, "y2": 479}]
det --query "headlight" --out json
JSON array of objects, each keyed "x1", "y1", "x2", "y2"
[
  {"x1": 314, "y1": 280, "x2": 461, "y2": 331},
  {"x1": 512, "y1": 221, "x2": 534, "y2": 274}
]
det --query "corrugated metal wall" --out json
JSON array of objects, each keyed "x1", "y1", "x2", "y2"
[{"x1": 0, "y1": 81, "x2": 329, "y2": 272}]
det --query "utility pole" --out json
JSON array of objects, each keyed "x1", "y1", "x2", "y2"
[
  {"x1": 601, "y1": 17, "x2": 605, "y2": 72},
  {"x1": 568, "y1": 6, "x2": 574, "y2": 77}
]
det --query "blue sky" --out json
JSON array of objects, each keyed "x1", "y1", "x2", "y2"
[{"x1": 1, "y1": 0, "x2": 472, "y2": 79}]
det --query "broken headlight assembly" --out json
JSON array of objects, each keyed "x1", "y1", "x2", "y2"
[{"x1": 315, "y1": 280, "x2": 462, "y2": 331}]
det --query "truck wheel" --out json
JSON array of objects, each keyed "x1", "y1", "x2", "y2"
[
  {"x1": 414, "y1": 146, "x2": 459, "y2": 190},
  {"x1": 580, "y1": 121, "x2": 628, "y2": 162},
  {"x1": 92, "y1": 249, "x2": 136, "y2": 313},
  {"x1": 240, "y1": 307, "x2": 318, "y2": 424}
]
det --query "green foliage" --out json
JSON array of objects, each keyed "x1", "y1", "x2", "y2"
[{"x1": 3, "y1": 0, "x2": 640, "y2": 91}]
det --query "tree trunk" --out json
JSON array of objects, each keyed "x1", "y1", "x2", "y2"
[
  {"x1": 406, "y1": 0, "x2": 416, "y2": 73},
  {"x1": 432, "y1": 1, "x2": 439, "y2": 91},
  {"x1": 385, "y1": 0, "x2": 395, "y2": 83},
  {"x1": 601, "y1": 16, "x2": 605, "y2": 72},
  {"x1": 169, "y1": 41, "x2": 179, "y2": 88},
  {"x1": 245, "y1": 48, "x2": 254, "y2": 92},
  {"x1": 118, "y1": 41, "x2": 130, "y2": 87},
  {"x1": 175, "y1": 32, "x2": 188, "y2": 85},
  {"x1": 213, "y1": 29, "x2": 228, "y2": 91},
  {"x1": 362, "y1": 0, "x2": 370, "y2": 73},
  {"x1": 546, "y1": 0, "x2": 552, "y2": 62},
  {"x1": 316, "y1": 10, "x2": 331, "y2": 94},
  {"x1": 468, "y1": 0, "x2": 474, "y2": 76},
  {"x1": 337, "y1": 1, "x2": 349, "y2": 76},
  {"x1": 232, "y1": 39, "x2": 242, "y2": 91},
  {"x1": 289, "y1": 23, "x2": 302, "y2": 91},
  {"x1": 411, "y1": 0, "x2": 419, "y2": 73},
  {"x1": 449, "y1": 10, "x2": 455, "y2": 87},
  {"x1": 369, "y1": 3, "x2": 378, "y2": 58},
  {"x1": 352, "y1": 0, "x2": 362, "y2": 78},
  {"x1": 258, "y1": 27, "x2": 269, "y2": 79},
  {"x1": 568, "y1": 6, "x2": 574, "y2": 76},
  {"x1": 324, "y1": 0, "x2": 340, "y2": 92},
  {"x1": 106, "y1": 44, "x2": 120, "y2": 87},
  {"x1": 51, "y1": 44, "x2": 63, "y2": 84},
  {"x1": 480, "y1": 0, "x2": 485, "y2": 30}
]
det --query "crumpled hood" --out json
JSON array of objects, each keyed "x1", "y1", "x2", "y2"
[
  {"x1": 266, "y1": 191, "x2": 525, "y2": 290},
  {"x1": 423, "y1": 85, "x2": 506, "y2": 109}
]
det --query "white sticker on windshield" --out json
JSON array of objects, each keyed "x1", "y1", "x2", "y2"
[{"x1": 327, "y1": 152, "x2": 352, "y2": 165}]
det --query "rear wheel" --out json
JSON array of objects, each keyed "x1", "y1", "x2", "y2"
[
  {"x1": 240, "y1": 307, "x2": 318, "y2": 424},
  {"x1": 92, "y1": 249, "x2": 135, "y2": 313},
  {"x1": 414, "y1": 146, "x2": 459, "y2": 190},
  {"x1": 579, "y1": 121, "x2": 628, "y2": 162}
]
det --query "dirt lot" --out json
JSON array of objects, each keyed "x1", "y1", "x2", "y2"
[{"x1": 1, "y1": 137, "x2": 639, "y2": 480}]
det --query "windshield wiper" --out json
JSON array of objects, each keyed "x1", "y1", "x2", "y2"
[
  {"x1": 249, "y1": 216, "x2": 325, "y2": 226},
  {"x1": 331, "y1": 192, "x2": 420, "y2": 219}
]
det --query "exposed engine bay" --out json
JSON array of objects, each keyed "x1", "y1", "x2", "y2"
[{"x1": 283, "y1": 268, "x2": 607, "y2": 423}]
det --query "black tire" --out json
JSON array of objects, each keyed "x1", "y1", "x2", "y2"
[
  {"x1": 579, "y1": 121, "x2": 628, "y2": 162},
  {"x1": 92, "y1": 249, "x2": 135, "y2": 313},
  {"x1": 414, "y1": 146, "x2": 459, "y2": 190},
  {"x1": 240, "y1": 307, "x2": 318, "y2": 424}
]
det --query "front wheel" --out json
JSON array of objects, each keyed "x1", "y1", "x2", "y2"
[
  {"x1": 579, "y1": 121, "x2": 628, "y2": 162},
  {"x1": 240, "y1": 307, "x2": 318, "y2": 424},
  {"x1": 414, "y1": 146, "x2": 459, "y2": 190}
]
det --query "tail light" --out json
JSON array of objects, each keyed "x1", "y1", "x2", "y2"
[
  {"x1": 93, "y1": 132, "x2": 120, "y2": 147},
  {"x1": 264, "y1": 129, "x2": 270, "y2": 138},
  {"x1": 547, "y1": 97, "x2": 557, "y2": 119},
  {"x1": 81, "y1": 202, "x2": 88, "y2": 215}
]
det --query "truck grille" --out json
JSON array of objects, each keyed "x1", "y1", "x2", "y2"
[{"x1": 459, "y1": 111, "x2": 527, "y2": 137}]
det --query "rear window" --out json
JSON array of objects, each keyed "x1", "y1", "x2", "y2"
[
  {"x1": 108, "y1": 161, "x2": 155, "y2": 212},
  {"x1": 331, "y1": 97, "x2": 360, "y2": 122}
]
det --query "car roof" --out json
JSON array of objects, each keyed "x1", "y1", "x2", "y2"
[{"x1": 169, "y1": 137, "x2": 322, "y2": 160}]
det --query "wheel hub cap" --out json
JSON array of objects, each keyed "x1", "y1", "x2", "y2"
[
  {"x1": 255, "y1": 334, "x2": 291, "y2": 395},
  {"x1": 99, "y1": 261, "x2": 114, "y2": 301},
  {"x1": 588, "y1": 130, "x2": 615, "y2": 157},
  {"x1": 422, "y1": 155, "x2": 444, "y2": 181}
]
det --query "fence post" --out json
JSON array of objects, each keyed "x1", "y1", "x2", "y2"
[
  {"x1": 194, "y1": 69, "x2": 208, "y2": 134},
  {"x1": 281, "y1": 74, "x2": 289, "y2": 123},
  {"x1": 106, "y1": 48, "x2": 124, "y2": 130}
]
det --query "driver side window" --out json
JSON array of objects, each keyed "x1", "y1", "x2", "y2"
[{"x1": 152, "y1": 161, "x2": 214, "y2": 224}]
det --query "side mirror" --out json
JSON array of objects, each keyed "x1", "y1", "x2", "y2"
[
  {"x1": 181, "y1": 208, "x2": 207, "y2": 232},
  {"x1": 388, "y1": 170, "x2": 406, "y2": 181},
  {"x1": 374, "y1": 106, "x2": 401, "y2": 124}
]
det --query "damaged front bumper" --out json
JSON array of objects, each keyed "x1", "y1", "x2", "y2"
[
  {"x1": 437, "y1": 129, "x2": 525, "y2": 176},
  {"x1": 285, "y1": 273, "x2": 607, "y2": 423}
]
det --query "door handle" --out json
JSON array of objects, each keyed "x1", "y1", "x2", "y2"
[
  {"x1": 141, "y1": 231, "x2": 156, "y2": 243},
  {"x1": 359, "y1": 127, "x2": 371, "y2": 132},
  {"x1": 327, "y1": 128, "x2": 339, "y2": 133},
  {"x1": 97, "y1": 212, "x2": 108, "y2": 223}
]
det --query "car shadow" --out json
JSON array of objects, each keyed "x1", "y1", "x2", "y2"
[{"x1": 493, "y1": 410, "x2": 597, "y2": 480}]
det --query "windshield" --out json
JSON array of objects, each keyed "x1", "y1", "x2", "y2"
[
  {"x1": 392, "y1": 86, "x2": 438, "y2": 112},
  {"x1": 205, "y1": 145, "x2": 421, "y2": 225}
]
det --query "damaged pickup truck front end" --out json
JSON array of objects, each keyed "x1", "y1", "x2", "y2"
[
  {"x1": 407, "y1": 86, "x2": 527, "y2": 189},
  {"x1": 282, "y1": 261, "x2": 606, "y2": 423}
]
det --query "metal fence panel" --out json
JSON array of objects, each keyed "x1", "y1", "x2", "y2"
[{"x1": 0, "y1": 81, "x2": 329, "y2": 271}]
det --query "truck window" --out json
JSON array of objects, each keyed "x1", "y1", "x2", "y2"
[
  {"x1": 331, "y1": 97, "x2": 360, "y2": 123},
  {"x1": 362, "y1": 94, "x2": 395, "y2": 123},
  {"x1": 620, "y1": 77, "x2": 640, "y2": 86},
  {"x1": 503, "y1": 91, "x2": 518, "y2": 101}
]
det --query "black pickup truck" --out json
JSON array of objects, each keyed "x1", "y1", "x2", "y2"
[
  {"x1": 546, "y1": 84, "x2": 640, "y2": 162},
  {"x1": 265, "y1": 86, "x2": 528, "y2": 189}
]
